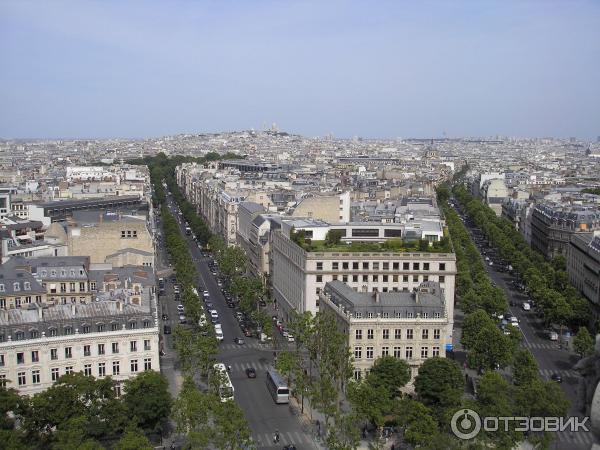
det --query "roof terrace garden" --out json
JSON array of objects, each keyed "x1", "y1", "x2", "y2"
[{"x1": 290, "y1": 229, "x2": 452, "y2": 253}]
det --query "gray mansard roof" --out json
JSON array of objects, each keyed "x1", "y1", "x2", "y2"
[
  {"x1": 322, "y1": 280, "x2": 446, "y2": 319},
  {"x1": 0, "y1": 301, "x2": 155, "y2": 342}
]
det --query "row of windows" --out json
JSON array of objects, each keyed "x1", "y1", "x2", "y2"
[
  {"x1": 3, "y1": 340, "x2": 152, "y2": 366},
  {"x1": 355, "y1": 328, "x2": 441, "y2": 340},
  {"x1": 45, "y1": 282, "x2": 88, "y2": 293},
  {"x1": 0, "y1": 281, "x2": 33, "y2": 292},
  {"x1": 38, "y1": 268, "x2": 86, "y2": 278},
  {"x1": 317, "y1": 274, "x2": 445, "y2": 283},
  {"x1": 0, "y1": 296, "x2": 43, "y2": 309},
  {"x1": 354, "y1": 345, "x2": 441, "y2": 360},
  {"x1": 3, "y1": 359, "x2": 153, "y2": 387},
  {"x1": 121, "y1": 230, "x2": 138, "y2": 238},
  {"x1": 316, "y1": 261, "x2": 447, "y2": 271},
  {"x1": 1, "y1": 321, "x2": 153, "y2": 342}
]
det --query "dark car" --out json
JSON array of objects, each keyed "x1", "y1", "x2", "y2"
[
  {"x1": 162, "y1": 314, "x2": 169, "y2": 320},
  {"x1": 283, "y1": 445, "x2": 297, "y2": 450},
  {"x1": 245, "y1": 367, "x2": 256, "y2": 378},
  {"x1": 551, "y1": 373, "x2": 563, "y2": 383},
  {"x1": 234, "y1": 337, "x2": 245, "y2": 345},
  {"x1": 163, "y1": 325, "x2": 172, "y2": 334},
  {"x1": 227, "y1": 302, "x2": 235, "y2": 308},
  {"x1": 243, "y1": 328, "x2": 252, "y2": 337},
  {"x1": 205, "y1": 302, "x2": 214, "y2": 309}
]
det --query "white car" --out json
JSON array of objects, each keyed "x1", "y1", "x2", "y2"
[
  {"x1": 287, "y1": 334, "x2": 295, "y2": 342},
  {"x1": 203, "y1": 290, "x2": 209, "y2": 297},
  {"x1": 522, "y1": 302, "x2": 531, "y2": 311},
  {"x1": 210, "y1": 310, "x2": 219, "y2": 319},
  {"x1": 177, "y1": 304, "x2": 185, "y2": 312},
  {"x1": 215, "y1": 329, "x2": 224, "y2": 341},
  {"x1": 510, "y1": 316, "x2": 519, "y2": 324},
  {"x1": 549, "y1": 331, "x2": 559, "y2": 341}
]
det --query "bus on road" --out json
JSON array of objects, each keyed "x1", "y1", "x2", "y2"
[
  {"x1": 266, "y1": 368, "x2": 289, "y2": 404},
  {"x1": 213, "y1": 363, "x2": 234, "y2": 402}
]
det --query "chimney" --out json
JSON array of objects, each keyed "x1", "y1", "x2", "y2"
[
  {"x1": 117, "y1": 300, "x2": 123, "y2": 312},
  {"x1": 37, "y1": 306, "x2": 43, "y2": 320}
]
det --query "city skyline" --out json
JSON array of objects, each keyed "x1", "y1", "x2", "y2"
[{"x1": 1, "y1": 1, "x2": 599, "y2": 140}]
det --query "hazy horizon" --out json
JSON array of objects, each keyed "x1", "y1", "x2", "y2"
[{"x1": 1, "y1": 1, "x2": 599, "y2": 140}]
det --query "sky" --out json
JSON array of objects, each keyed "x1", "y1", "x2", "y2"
[{"x1": 0, "y1": 1, "x2": 599, "y2": 140}]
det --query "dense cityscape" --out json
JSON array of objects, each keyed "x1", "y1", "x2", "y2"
[
  {"x1": 0, "y1": 131, "x2": 599, "y2": 449},
  {"x1": 2, "y1": 2, "x2": 600, "y2": 450}
]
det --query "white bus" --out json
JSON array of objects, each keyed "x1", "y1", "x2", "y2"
[
  {"x1": 213, "y1": 363, "x2": 234, "y2": 402},
  {"x1": 266, "y1": 368, "x2": 289, "y2": 404}
]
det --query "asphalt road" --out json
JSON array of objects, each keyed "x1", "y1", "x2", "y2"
[
  {"x1": 161, "y1": 194, "x2": 320, "y2": 450},
  {"x1": 452, "y1": 201, "x2": 597, "y2": 449}
]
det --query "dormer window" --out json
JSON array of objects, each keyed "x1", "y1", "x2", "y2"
[
  {"x1": 24, "y1": 282, "x2": 31, "y2": 291},
  {"x1": 13, "y1": 282, "x2": 20, "y2": 292},
  {"x1": 70, "y1": 269, "x2": 75, "y2": 276},
  {"x1": 41, "y1": 270, "x2": 47, "y2": 277},
  {"x1": 61, "y1": 270, "x2": 66, "y2": 277},
  {"x1": 0, "y1": 284, "x2": 4, "y2": 292},
  {"x1": 51, "y1": 270, "x2": 56, "y2": 276}
]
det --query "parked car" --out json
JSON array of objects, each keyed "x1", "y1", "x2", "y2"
[
  {"x1": 287, "y1": 334, "x2": 295, "y2": 342},
  {"x1": 551, "y1": 373, "x2": 563, "y2": 383},
  {"x1": 548, "y1": 331, "x2": 559, "y2": 341},
  {"x1": 243, "y1": 328, "x2": 252, "y2": 337},
  {"x1": 522, "y1": 302, "x2": 531, "y2": 311},
  {"x1": 163, "y1": 325, "x2": 171, "y2": 334},
  {"x1": 234, "y1": 337, "x2": 245, "y2": 345},
  {"x1": 177, "y1": 304, "x2": 185, "y2": 312},
  {"x1": 162, "y1": 314, "x2": 169, "y2": 320}
]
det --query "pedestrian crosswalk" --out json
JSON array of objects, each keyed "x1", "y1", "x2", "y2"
[
  {"x1": 220, "y1": 342, "x2": 269, "y2": 351},
  {"x1": 555, "y1": 429, "x2": 595, "y2": 447},
  {"x1": 538, "y1": 368, "x2": 579, "y2": 379},
  {"x1": 253, "y1": 430, "x2": 314, "y2": 448},
  {"x1": 523, "y1": 341, "x2": 560, "y2": 350},
  {"x1": 227, "y1": 361, "x2": 272, "y2": 372}
]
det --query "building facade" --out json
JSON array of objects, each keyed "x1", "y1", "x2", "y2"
[
  {"x1": 531, "y1": 203, "x2": 600, "y2": 258},
  {"x1": 320, "y1": 280, "x2": 449, "y2": 382},
  {"x1": 271, "y1": 225, "x2": 456, "y2": 343},
  {"x1": 568, "y1": 233, "x2": 600, "y2": 316},
  {"x1": 0, "y1": 302, "x2": 159, "y2": 395}
]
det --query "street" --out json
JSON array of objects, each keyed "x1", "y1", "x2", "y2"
[
  {"x1": 452, "y1": 202, "x2": 597, "y2": 450},
  {"x1": 158, "y1": 194, "x2": 321, "y2": 449}
]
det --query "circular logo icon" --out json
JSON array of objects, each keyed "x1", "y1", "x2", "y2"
[{"x1": 451, "y1": 409, "x2": 481, "y2": 440}]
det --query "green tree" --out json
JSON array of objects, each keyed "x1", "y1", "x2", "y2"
[
  {"x1": 467, "y1": 326, "x2": 514, "y2": 371},
  {"x1": 474, "y1": 372, "x2": 522, "y2": 449},
  {"x1": 123, "y1": 371, "x2": 172, "y2": 434},
  {"x1": 113, "y1": 429, "x2": 153, "y2": 450},
  {"x1": 365, "y1": 356, "x2": 410, "y2": 401},
  {"x1": 414, "y1": 358, "x2": 464, "y2": 414},
  {"x1": 172, "y1": 378, "x2": 212, "y2": 449},
  {"x1": 460, "y1": 309, "x2": 495, "y2": 350},
  {"x1": 573, "y1": 326, "x2": 595, "y2": 357},
  {"x1": 512, "y1": 349, "x2": 539, "y2": 386},
  {"x1": 394, "y1": 398, "x2": 439, "y2": 448},
  {"x1": 347, "y1": 380, "x2": 391, "y2": 429},
  {"x1": 211, "y1": 399, "x2": 253, "y2": 450},
  {"x1": 23, "y1": 372, "x2": 125, "y2": 442},
  {"x1": 325, "y1": 229, "x2": 344, "y2": 246},
  {"x1": 174, "y1": 324, "x2": 218, "y2": 377}
]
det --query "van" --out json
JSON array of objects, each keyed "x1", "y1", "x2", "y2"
[{"x1": 215, "y1": 328, "x2": 224, "y2": 341}]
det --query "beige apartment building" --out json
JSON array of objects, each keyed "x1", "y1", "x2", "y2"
[
  {"x1": 0, "y1": 302, "x2": 159, "y2": 396},
  {"x1": 271, "y1": 221, "x2": 456, "y2": 343},
  {"x1": 67, "y1": 211, "x2": 154, "y2": 267},
  {"x1": 320, "y1": 280, "x2": 450, "y2": 382}
]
